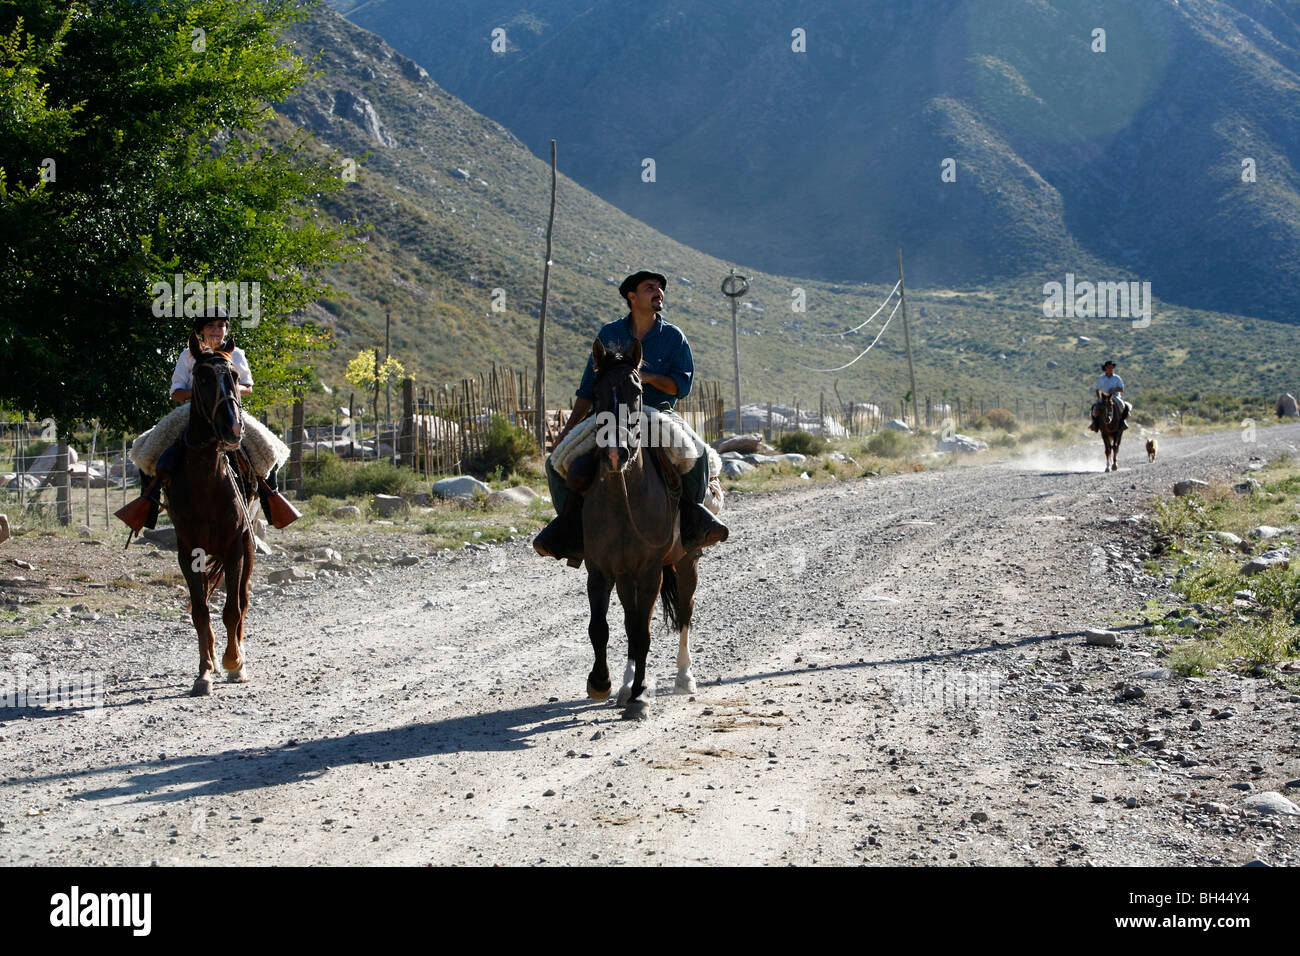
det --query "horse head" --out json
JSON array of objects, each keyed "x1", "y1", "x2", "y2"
[
  {"x1": 187, "y1": 330, "x2": 243, "y2": 449},
  {"x1": 591, "y1": 338, "x2": 643, "y2": 474}
]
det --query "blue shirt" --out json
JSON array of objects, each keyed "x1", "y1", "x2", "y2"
[{"x1": 576, "y1": 313, "x2": 693, "y2": 410}]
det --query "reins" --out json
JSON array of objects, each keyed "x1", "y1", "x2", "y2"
[
  {"x1": 185, "y1": 358, "x2": 244, "y2": 451},
  {"x1": 598, "y1": 364, "x2": 674, "y2": 552}
]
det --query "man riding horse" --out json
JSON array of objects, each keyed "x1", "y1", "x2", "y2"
[
  {"x1": 1089, "y1": 360, "x2": 1130, "y2": 432},
  {"x1": 533, "y1": 270, "x2": 728, "y2": 563}
]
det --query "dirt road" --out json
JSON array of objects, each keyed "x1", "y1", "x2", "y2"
[{"x1": 3, "y1": 424, "x2": 1299, "y2": 866}]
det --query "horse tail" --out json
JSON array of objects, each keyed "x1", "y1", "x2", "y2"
[
  {"x1": 204, "y1": 557, "x2": 226, "y2": 604},
  {"x1": 659, "y1": 565, "x2": 683, "y2": 633}
]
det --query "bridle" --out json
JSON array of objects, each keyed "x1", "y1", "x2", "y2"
[{"x1": 185, "y1": 353, "x2": 244, "y2": 452}]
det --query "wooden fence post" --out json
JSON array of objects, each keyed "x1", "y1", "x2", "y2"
[{"x1": 289, "y1": 395, "x2": 304, "y2": 498}]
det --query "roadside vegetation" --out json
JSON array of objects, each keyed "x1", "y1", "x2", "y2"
[{"x1": 1145, "y1": 453, "x2": 1300, "y2": 682}]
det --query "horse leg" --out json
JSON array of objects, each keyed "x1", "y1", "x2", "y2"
[
  {"x1": 586, "y1": 570, "x2": 614, "y2": 700},
  {"x1": 184, "y1": 564, "x2": 217, "y2": 696},
  {"x1": 222, "y1": 550, "x2": 248, "y2": 682},
  {"x1": 1112, "y1": 432, "x2": 1121, "y2": 471},
  {"x1": 618, "y1": 569, "x2": 660, "y2": 720},
  {"x1": 673, "y1": 554, "x2": 699, "y2": 694}
]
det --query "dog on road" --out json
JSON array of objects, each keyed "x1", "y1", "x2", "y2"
[{"x1": 1146, "y1": 438, "x2": 1158, "y2": 462}]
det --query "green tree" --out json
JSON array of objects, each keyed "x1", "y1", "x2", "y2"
[{"x1": 0, "y1": 0, "x2": 356, "y2": 435}]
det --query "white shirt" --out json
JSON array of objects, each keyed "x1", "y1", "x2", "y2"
[
  {"x1": 171, "y1": 346, "x2": 253, "y2": 394},
  {"x1": 1096, "y1": 373, "x2": 1124, "y2": 394}
]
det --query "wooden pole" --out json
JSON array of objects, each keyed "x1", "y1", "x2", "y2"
[
  {"x1": 729, "y1": 270, "x2": 742, "y2": 434},
  {"x1": 897, "y1": 248, "x2": 919, "y2": 430},
  {"x1": 535, "y1": 140, "x2": 557, "y2": 452},
  {"x1": 290, "y1": 395, "x2": 304, "y2": 497},
  {"x1": 55, "y1": 433, "x2": 70, "y2": 526}
]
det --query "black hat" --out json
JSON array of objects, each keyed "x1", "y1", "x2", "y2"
[
  {"x1": 619, "y1": 270, "x2": 668, "y2": 300},
  {"x1": 1101, "y1": 360, "x2": 1116, "y2": 369},
  {"x1": 192, "y1": 304, "x2": 230, "y2": 333}
]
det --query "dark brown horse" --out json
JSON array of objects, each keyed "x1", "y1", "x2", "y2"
[
  {"x1": 167, "y1": 332, "x2": 256, "y2": 696},
  {"x1": 583, "y1": 339, "x2": 699, "y2": 720},
  {"x1": 1099, "y1": 394, "x2": 1124, "y2": 471}
]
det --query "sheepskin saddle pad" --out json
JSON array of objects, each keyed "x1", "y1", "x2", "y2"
[
  {"x1": 130, "y1": 404, "x2": 289, "y2": 479},
  {"x1": 550, "y1": 407, "x2": 721, "y2": 482}
]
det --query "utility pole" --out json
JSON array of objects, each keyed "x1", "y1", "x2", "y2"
[
  {"x1": 536, "y1": 140, "x2": 557, "y2": 451},
  {"x1": 721, "y1": 269, "x2": 749, "y2": 434},
  {"x1": 898, "y1": 248, "x2": 919, "y2": 430},
  {"x1": 384, "y1": 309, "x2": 392, "y2": 458}
]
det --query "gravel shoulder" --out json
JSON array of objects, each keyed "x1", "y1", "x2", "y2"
[{"x1": 2, "y1": 424, "x2": 1299, "y2": 866}]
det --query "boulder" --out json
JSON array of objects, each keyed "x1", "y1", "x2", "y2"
[
  {"x1": 719, "y1": 404, "x2": 847, "y2": 438},
  {"x1": 721, "y1": 459, "x2": 754, "y2": 478},
  {"x1": 1240, "y1": 792, "x2": 1300, "y2": 816},
  {"x1": 1248, "y1": 525, "x2": 1282, "y2": 540},
  {"x1": 372, "y1": 494, "x2": 409, "y2": 517},
  {"x1": 712, "y1": 434, "x2": 767, "y2": 454},
  {"x1": 140, "y1": 526, "x2": 178, "y2": 550},
  {"x1": 778, "y1": 453, "x2": 807, "y2": 466},
  {"x1": 1203, "y1": 531, "x2": 1243, "y2": 547},
  {"x1": 1233, "y1": 479, "x2": 1262, "y2": 495},
  {"x1": 331, "y1": 505, "x2": 362, "y2": 519},
  {"x1": 487, "y1": 486, "x2": 540, "y2": 508},
  {"x1": 311, "y1": 547, "x2": 344, "y2": 564},
  {"x1": 433, "y1": 475, "x2": 491, "y2": 500},
  {"x1": 1242, "y1": 548, "x2": 1290, "y2": 575},
  {"x1": 936, "y1": 434, "x2": 988, "y2": 454},
  {"x1": 1173, "y1": 479, "x2": 1209, "y2": 497},
  {"x1": 1277, "y1": 393, "x2": 1299, "y2": 418},
  {"x1": 883, "y1": 419, "x2": 913, "y2": 434},
  {"x1": 1085, "y1": 629, "x2": 1120, "y2": 647},
  {"x1": 742, "y1": 454, "x2": 782, "y2": 466},
  {"x1": 268, "y1": 566, "x2": 315, "y2": 585}
]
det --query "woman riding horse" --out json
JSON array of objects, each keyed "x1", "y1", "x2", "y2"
[{"x1": 117, "y1": 306, "x2": 290, "y2": 530}]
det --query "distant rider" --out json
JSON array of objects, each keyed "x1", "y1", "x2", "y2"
[{"x1": 1089, "y1": 360, "x2": 1130, "y2": 432}]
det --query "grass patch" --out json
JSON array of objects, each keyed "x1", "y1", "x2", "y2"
[
  {"x1": 775, "y1": 430, "x2": 827, "y2": 456},
  {"x1": 1147, "y1": 450, "x2": 1300, "y2": 675},
  {"x1": 1166, "y1": 640, "x2": 1226, "y2": 677},
  {"x1": 301, "y1": 451, "x2": 423, "y2": 498}
]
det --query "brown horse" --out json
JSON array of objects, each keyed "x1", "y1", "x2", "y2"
[
  {"x1": 1099, "y1": 394, "x2": 1124, "y2": 471},
  {"x1": 583, "y1": 339, "x2": 699, "y2": 720},
  {"x1": 167, "y1": 332, "x2": 256, "y2": 696}
]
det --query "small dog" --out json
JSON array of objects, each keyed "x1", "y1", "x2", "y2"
[{"x1": 1146, "y1": 439, "x2": 1158, "y2": 462}]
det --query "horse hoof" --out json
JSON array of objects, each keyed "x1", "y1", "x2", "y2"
[
  {"x1": 587, "y1": 679, "x2": 611, "y2": 701},
  {"x1": 1111, "y1": 463, "x2": 1118, "y2": 471},
  {"x1": 675, "y1": 675, "x2": 697, "y2": 695},
  {"x1": 192, "y1": 678, "x2": 213, "y2": 697},
  {"x1": 622, "y1": 698, "x2": 652, "y2": 721},
  {"x1": 226, "y1": 666, "x2": 248, "y2": 683},
  {"x1": 616, "y1": 685, "x2": 632, "y2": 707}
]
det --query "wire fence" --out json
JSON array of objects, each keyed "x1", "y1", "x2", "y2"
[
  {"x1": 0, "y1": 420, "x2": 143, "y2": 530},
  {"x1": 3, "y1": 378, "x2": 1097, "y2": 527}
]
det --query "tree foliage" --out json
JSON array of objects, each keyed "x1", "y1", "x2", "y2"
[{"x1": 0, "y1": 0, "x2": 357, "y2": 435}]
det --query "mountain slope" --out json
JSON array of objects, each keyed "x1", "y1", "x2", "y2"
[
  {"x1": 275, "y1": 5, "x2": 1300, "y2": 423},
  {"x1": 325, "y1": 0, "x2": 1300, "y2": 325}
]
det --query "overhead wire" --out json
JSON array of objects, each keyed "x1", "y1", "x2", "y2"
[
  {"x1": 796, "y1": 296, "x2": 901, "y2": 373},
  {"x1": 809, "y1": 280, "x2": 901, "y2": 337}
]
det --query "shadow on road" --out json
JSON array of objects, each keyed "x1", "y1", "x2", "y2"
[
  {"x1": 3, "y1": 696, "x2": 605, "y2": 804},
  {"x1": 713, "y1": 623, "x2": 1149, "y2": 688}
]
